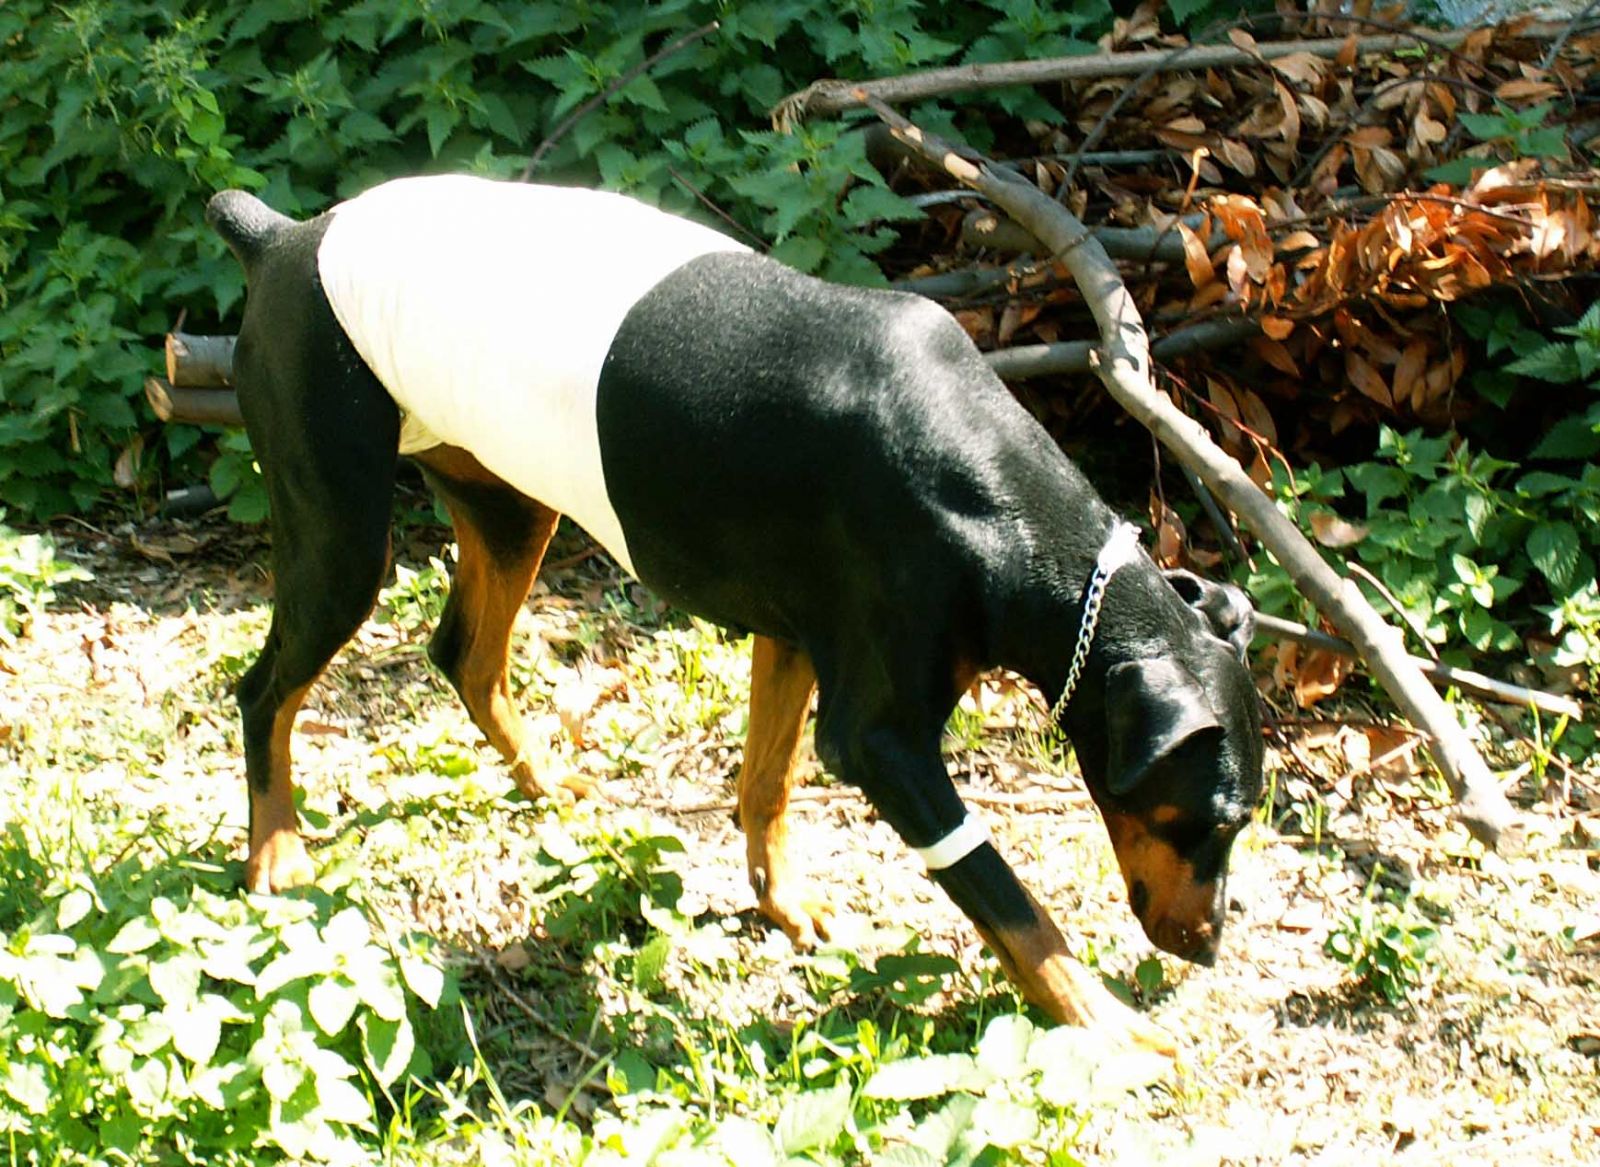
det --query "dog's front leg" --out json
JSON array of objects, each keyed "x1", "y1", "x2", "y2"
[
  {"x1": 933, "y1": 848, "x2": 1177, "y2": 1056},
  {"x1": 737, "y1": 635, "x2": 827, "y2": 946},
  {"x1": 825, "y1": 714, "x2": 1176, "y2": 1055}
]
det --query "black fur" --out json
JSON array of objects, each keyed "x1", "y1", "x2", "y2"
[{"x1": 209, "y1": 185, "x2": 1264, "y2": 971}]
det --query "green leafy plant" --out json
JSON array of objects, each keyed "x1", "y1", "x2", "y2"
[
  {"x1": 0, "y1": 513, "x2": 90, "y2": 643},
  {"x1": 0, "y1": 0, "x2": 1139, "y2": 520},
  {"x1": 1424, "y1": 100, "x2": 1568, "y2": 185},
  {"x1": 377, "y1": 551, "x2": 454, "y2": 636},
  {"x1": 1324, "y1": 877, "x2": 1442, "y2": 1004},
  {"x1": 0, "y1": 858, "x2": 454, "y2": 1164},
  {"x1": 1251, "y1": 422, "x2": 1600, "y2": 680}
]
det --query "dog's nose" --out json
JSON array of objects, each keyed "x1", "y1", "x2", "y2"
[{"x1": 1147, "y1": 915, "x2": 1220, "y2": 966}]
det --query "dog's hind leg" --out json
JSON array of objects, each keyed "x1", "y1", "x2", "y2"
[
  {"x1": 414, "y1": 448, "x2": 595, "y2": 801},
  {"x1": 234, "y1": 381, "x2": 399, "y2": 895},
  {"x1": 737, "y1": 635, "x2": 823, "y2": 946}
]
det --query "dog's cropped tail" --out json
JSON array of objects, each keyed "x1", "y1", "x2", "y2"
[{"x1": 206, "y1": 190, "x2": 293, "y2": 267}]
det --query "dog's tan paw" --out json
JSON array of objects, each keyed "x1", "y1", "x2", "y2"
[
  {"x1": 245, "y1": 831, "x2": 315, "y2": 894},
  {"x1": 510, "y1": 759, "x2": 604, "y2": 804},
  {"x1": 1109, "y1": 1012, "x2": 1179, "y2": 1059},
  {"x1": 759, "y1": 885, "x2": 832, "y2": 950}
]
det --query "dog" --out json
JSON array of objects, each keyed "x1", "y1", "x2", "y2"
[{"x1": 208, "y1": 175, "x2": 1263, "y2": 1053}]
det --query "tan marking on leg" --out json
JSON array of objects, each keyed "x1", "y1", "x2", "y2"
[
  {"x1": 245, "y1": 681, "x2": 317, "y2": 894},
  {"x1": 737, "y1": 635, "x2": 822, "y2": 947},
  {"x1": 975, "y1": 884, "x2": 1178, "y2": 1057},
  {"x1": 417, "y1": 447, "x2": 596, "y2": 801}
]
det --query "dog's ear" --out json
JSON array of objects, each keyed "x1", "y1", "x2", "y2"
[
  {"x1": 1105, "y1": 658, "x2": 1223, "y2": 795},
  {"x1": 1163, "y1": 570, "x2": 1255, "y2": 662}
]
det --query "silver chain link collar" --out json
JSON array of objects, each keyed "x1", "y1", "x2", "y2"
[{"x1": 1046, "y1": 522, "x2": 1142, "y2": 727}]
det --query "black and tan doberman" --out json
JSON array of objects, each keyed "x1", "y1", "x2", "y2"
[{"x1": 208, "y1": 175, "x2": 1263, "y2": 1053}]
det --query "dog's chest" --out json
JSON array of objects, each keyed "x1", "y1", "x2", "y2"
[{"x1": 315, "y1": 176, "x2": 747, "y2": 575}]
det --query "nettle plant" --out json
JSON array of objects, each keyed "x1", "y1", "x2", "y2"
[
  {"x1": 4, "y1": 0, "x2": 1144, "y2": 519},
  {"x1": 0, "y1": 513, "x2": 90, "y2": 644},
  {"x1": 1253, "y1": 427, "x2": 1598, "y2": 661},
  {"x1": 0, "y1": 864, "x2": 452, "y2": 1164},
  {"x1": 1250, "y1": 302, "x2": 1600, "y2": 693},
  {"x1": 1324, "y1": 886, "x2": 1442, "y2": 1005}
]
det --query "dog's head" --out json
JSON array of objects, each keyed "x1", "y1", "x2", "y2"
[{"x1": 1071, "y1": 570, "x2": 1263, "y2": 966}]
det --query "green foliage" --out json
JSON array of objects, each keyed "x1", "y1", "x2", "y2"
[
  {"x1": 1253, "y1": 427, "x2": 1587, "y2": 652},
  {"x1": 1251, "y1": 376, "x2": 1600, "y2": 696},
  {"x1": 1324, "y1": 877, "x2": 1442, "y2": 1005},
  {"x1": 1311, "y1": 300, "x2": 1600, "y2": 689},
  {"x1": 1425, "y1": 100, "x2": 1567, "y2": 184},
  {"x1": 580, "y1": 1004, "x2": 1167, "y2": 1164},
  {"x1": 0, "y1": 0, "x2": 1140, "y2": 520},
  {"x1": 376, "y1": 550, "x2": 454, "y2": 636},
  {"x1": 0, "y1": 513, "x2": 90, "y2": 643},
  {"x1": 0, "y1": 839, "x2": 454, "y2": 1164}
]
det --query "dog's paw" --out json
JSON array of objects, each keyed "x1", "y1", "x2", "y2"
[
  {"x1": 510, "y1": 760, "x2": 605, "y2": 804},
  {"x1": 245, "y1": 831, "x2": 316, "y2": 894},
  {"x1": 1109, "y1": 1012, "x2": 1179, "y2": 1060},
  {"x1": 759, "y1": 886, "x2": 832, "y2": 951}
]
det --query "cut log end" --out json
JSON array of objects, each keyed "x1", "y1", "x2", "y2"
[
  {"x1": 166, "y1": 331, "x2": 236, "y2": 387},
  {"x1": 145, "y1": 377, "x2": 244, "y2": 427}
]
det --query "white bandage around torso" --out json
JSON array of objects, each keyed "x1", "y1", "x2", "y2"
[{"x1": 316, "y1": 176, "x2": 749, "y2": 577}]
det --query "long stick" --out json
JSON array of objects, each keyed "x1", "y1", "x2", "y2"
[
  {"x1": 857, "y1": 94, "x2": 1518, "y2": 849},
  {"x1": 1256, "y1": 613, "x2": 1584, "y2": 721},
  {"x1": 781, "y1": 23, "x2": 1569, "y2": 119},
  {"x1": 986, "y1": 317, "x2": 1259, "y2": 380},
  {"x1": 519, "y1": 21, "x2": 719, "y2": 180}
]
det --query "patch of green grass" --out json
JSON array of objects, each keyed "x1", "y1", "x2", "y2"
[{"x1": 1324, "y1": 873, "x2": 1444, "y2": 1005}]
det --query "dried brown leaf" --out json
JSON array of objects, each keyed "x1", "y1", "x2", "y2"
[
  {"x1": 1178, "y1": 220, "x2": 1215, "y2": 288},
  {"x1": 1269, "y1": 51, "x2": 1327, "y2": 89},
  {"x1": 1250, "y1": 335, "x2": 1300, "y2": 376},
  {"x1": 1280, "y1": 229, "x2": 1321, "y2": 253},
  {"x1": 1393, "y1": 338, "x2": 1429, "y2": 405},
  {"x1": 1346, "y1": 350, "x2": 1392, "y2": 407},
  {"x1": 1236, "y1": 385, "x2": 1278, "y2": 446},
  {"x1": 1292, "y1": 647, "x2": 1356, "y2": 707},
  {"x1": 1309, "y1": 511, "x2": 1369, "y2": 548},
  {"x1": 1216, "y1": 137, "x2": 1258, "y2": 177},
  {"x1": 1495, "y1": 78, "x2": 1560, "y2": 102},
  {"x1": 1260, "y1": 315, "x2": 1296, "y2": 341}
]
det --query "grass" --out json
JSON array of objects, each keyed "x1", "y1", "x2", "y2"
[{"x1": 1, "y1": 520, "x2": 1597, "y2": 1164}]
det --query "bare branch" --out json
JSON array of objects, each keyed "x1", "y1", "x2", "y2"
[{"x1": 858, "y1": 93, "x2": 1519, "y2": 849}]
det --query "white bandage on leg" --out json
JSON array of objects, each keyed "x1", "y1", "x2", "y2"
[{"x1": 914, "y1": 812, "x2": 991, "y2": 871}]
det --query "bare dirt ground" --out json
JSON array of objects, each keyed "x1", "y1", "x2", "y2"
[{"x1": 6, "y1": 507, "x2": 1597, "y2": 1165}]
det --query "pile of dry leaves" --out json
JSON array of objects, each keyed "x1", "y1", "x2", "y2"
[{"x1": 885, "y1": 8, "x2": 1600, "y2": 464}]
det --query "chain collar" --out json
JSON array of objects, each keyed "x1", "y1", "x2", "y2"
[{"x1": 1046, "y1": 522, "x2": 1142, "y2": 727}]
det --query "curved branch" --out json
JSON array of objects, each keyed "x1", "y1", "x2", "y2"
[{"x1": 859, "y1": 93, "x2": 1518, "y2": 849}]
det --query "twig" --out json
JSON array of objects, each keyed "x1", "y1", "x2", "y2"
[
  {"x1": 1254, "y1": 612, "x2": 1585, "y2": 720},
  {"x1": 544, "y1": 543, "x2": 604, "y2": 573},
  {"x1": 666, "y1": 164, "x2": 767, "y2": 247},
  {"x1": 1182, "y1": 464, "x2": 1247, "y2": 563},
  {"x1": 1331, "y1": 732, "x2": 1428, "y2": 789},
  {"x1": 519, "y1": 21, "x2": 719, "y2": 180},
  {"x1": 1346, "y1": 562, "x2": 1440, "y2": 663},
  {"x1": 986, "y1": 317, "x2": 1259, "y2": 380},
  {"x1": 776, "y1": 24, "x2": 1574, "y2": 121},
  {"x1": 472, "y1": 953, "x2": 613, "y2": 1086},
  {"x1": 854, "y1": 93, "x2": 1518, "y2": 850},
  {"x1": 1542, "y1": 0, "x2": 1600, "y2": 69}
]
